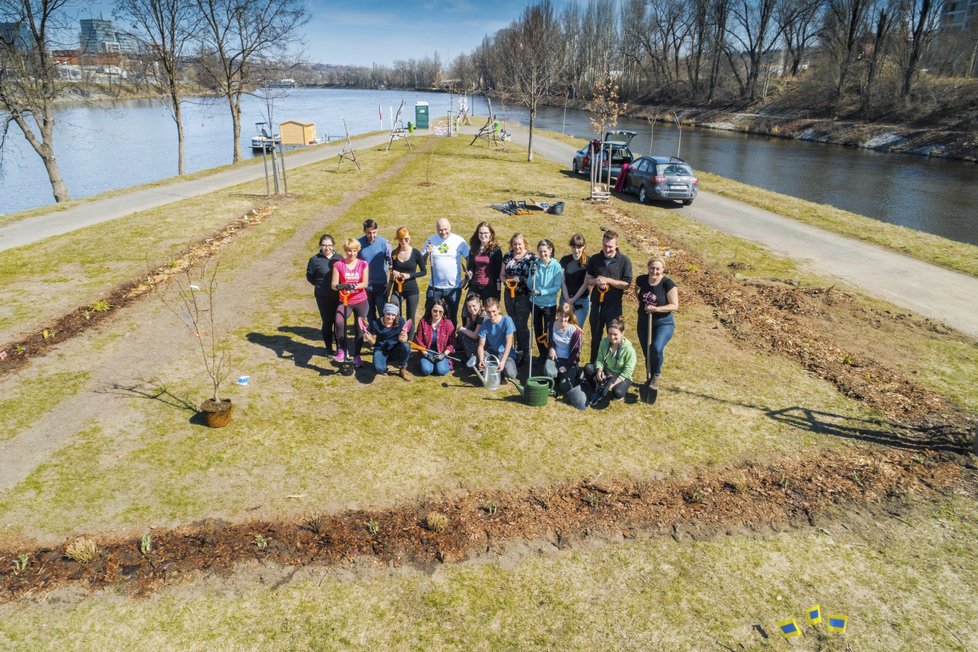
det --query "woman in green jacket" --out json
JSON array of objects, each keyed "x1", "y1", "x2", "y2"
[{"x1": 583, "y1": 317, "x2": 636, "y2": 406}]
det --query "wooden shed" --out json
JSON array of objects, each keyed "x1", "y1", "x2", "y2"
[{"x1": 280, "y1": 121, "x2": 317, "y2": 146}]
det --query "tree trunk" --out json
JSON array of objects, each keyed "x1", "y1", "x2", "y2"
[
  {"x1": 9, "y1": 110, "x2": 70, "y2": 203},
  {"x1": 230, "y1": 93, "x2": 242, "y2": 163},
  {"x1": 170, "y1": 83, "x2": 186, "y2": 176},
  {"x1": 527, "y1": 106, "x2": 535, "y2": 162}
]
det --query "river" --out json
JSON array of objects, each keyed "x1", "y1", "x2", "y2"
[{"x1": 2, "y1": 88, "x2": 976, "y2": 246}]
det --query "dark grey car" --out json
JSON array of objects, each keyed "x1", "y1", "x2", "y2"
[{"x1": 619, "y1": 155, "x2": 699, "y2": 206}]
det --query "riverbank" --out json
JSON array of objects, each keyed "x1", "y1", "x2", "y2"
[{"x1": 556, "y1": 77, "x2": 978, "y2": 163}]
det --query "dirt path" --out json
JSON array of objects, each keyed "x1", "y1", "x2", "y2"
[
  {"x1": 512, "y1": 128, "x2": 978, "y2": 339},
  {"x1": 0, "y1": 142, "x2": 431, "y2": 494}
]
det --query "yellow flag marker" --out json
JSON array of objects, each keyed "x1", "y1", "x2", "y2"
[
  {"x1": 807, "y1": 604, "x2": 822, "y2": 625},
  {"x1": 777, "y1": 618, "x2": 803, "y2": 639},
  {"x1": 826, "y1": 614, "x2": 848, "y2": 633}
]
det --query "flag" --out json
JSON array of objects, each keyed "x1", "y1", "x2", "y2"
[
  {"x1": 826, "y1": 614, "x2": 848, "y2": 633},
  {"x1": 807, "y1": 604, "x2": 822, "y2": 625},
  {"x1": 777, "y1": 618, "x2": 803, "y2": 639}
]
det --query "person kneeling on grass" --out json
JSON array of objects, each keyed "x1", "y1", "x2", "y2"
[
  {"x1": 456, "y1": 293, "x2": 485, "y2": 369},
  {"x1": 415, "y1": 298, "x2": 456, "y2": 377},
  {"x1": 477, "y1": 297, "x2": 518, "y2": 380},
  {"x1": 363, "y1": 303, "x2": 411, "y2": 381},
  {"x1": 544, "y1": 302, "x2": 583, "y2": 395},
  {"x1": 583, "y1": 317, "x2": 636, "y2": 407}
]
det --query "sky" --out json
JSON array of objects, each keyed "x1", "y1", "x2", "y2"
[
  {"x1": 80, "y1": 0, "x2": 538, "y2": 68},
  {"x1": 303, "y1": 0, "x2": 528, "y2": 67}
]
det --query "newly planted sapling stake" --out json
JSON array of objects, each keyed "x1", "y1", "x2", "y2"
[{"x1": 158, "y1": 260, "x2": 233, "y2": 427}]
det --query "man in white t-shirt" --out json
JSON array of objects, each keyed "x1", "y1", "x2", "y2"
[{"x1": 423, "y1": 218, "x2": 469, "y2": 324}]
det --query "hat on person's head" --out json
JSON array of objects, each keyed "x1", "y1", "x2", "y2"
[{"x1": 383, "y1": 303, "x2": 399, "y2": 316}]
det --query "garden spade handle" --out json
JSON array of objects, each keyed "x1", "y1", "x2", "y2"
[{"x1": 504, "y1": 277, "x2": 519, "y2": 299}]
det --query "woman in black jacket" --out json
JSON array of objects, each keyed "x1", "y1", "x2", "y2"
[{"x1": 306, "y1": 234, "x2": 342, "y2": 355}]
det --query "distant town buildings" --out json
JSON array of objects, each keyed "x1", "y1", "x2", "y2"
[
  {"x1": 0, "y1": 21, "x2": 32, "y2": 50},
  {"x1": 943, "y1": 0, "x2": 978, "y2": 29},
  {"x1": 79, "y1": 17, "x2": 139, "y2": 55}
]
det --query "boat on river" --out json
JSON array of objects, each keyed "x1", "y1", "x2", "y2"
[{"x1": 250, "y1": 134, "x2": 281, "y2": 152}]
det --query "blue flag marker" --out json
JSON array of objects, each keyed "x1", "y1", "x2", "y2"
[
  {"x1": 826, "y1": 614, "x2": 848, "y2": 633},
  {"x1": 778, "y1": 618, "x2": 803, "y2": 639},
  {"x1": 808, "y1": 604, "x2": 822, "y2": 625}
]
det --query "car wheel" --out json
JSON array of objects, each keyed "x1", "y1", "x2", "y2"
[
  {"x1": 572, "y1": 160, "x2": 579, "y2": 174},
  {"x1": 639, "y1": 185, "x2": 648, "y2": 204},
  {"x1": 682, "y1": 199, "x2": 693, "y2": 206}
]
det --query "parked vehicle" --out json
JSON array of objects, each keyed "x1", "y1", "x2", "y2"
[
  {"x1": 619, "y1": 155, "x2": 699, "y2": 206},
  {"x1": 571, "y1": 130, "x2": 636, "y2": 181}
]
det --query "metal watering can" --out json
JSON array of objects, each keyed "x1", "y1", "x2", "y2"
[
  {"x1": 472, "y1": 354, "x2": 501, "y2": 390},
  {"x1": 509, "y1": 376, "x2": 554, "y2": 407}
]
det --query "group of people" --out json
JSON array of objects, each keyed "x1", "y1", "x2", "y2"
[{"x1": 306, "y1": 218, "x2": 679, "y2": 406}]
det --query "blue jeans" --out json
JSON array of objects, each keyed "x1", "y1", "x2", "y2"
[
  {"x1": 373, "y1": 342, "x2": 410, "y2": 373},
  {"x1": 419, "y1": 355, "x2": 451, "y2": 376},
  {"x1": 637, "y1": 314, "x2": 675, "y2": 377}
]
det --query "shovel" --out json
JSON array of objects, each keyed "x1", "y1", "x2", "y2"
[{"x1": 639, "y1": 314, "x2": 657, "y2": 404}]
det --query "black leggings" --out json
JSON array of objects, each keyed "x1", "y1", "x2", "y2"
[
  {"x1": 315, "y1": 292, "x2": 339, "y2": 351},
  {"x1": 533, "y1": 304, "x2": 556, "y2": 356},
  {"x1": 334, "y1": 300, "x2": 368, "y2": 356},
  {"x1": 390, "y1": 290, "x2": 420, "y2": 339},
  {"x1": 583, "y1": 363, "x2": 632, "y2": 401}
]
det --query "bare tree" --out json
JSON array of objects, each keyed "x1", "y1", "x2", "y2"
[
  {"x1": 899, "y1": 0, "x2": 943, "y2": 99},
  {"x1": 823, "y1": 0, "x2": 872, "y2": 100},
  {"x1": 776, "y1": 0, "x2": 824, "y2": 77},
  {"x1": 196, "y1": 0, "x2": 306, "y2": 163},
  {"x1": 496, "y1": 0, "x2": 566, "y2": 162},
  {"x1": 116, "y1": 0, "x2": 201, "y2": 176},
  {"x1": 0, "y1": 0, "x2": 71, "y2": 202},
  {"x1": 860, "y1": 0, "x2": 896, "y2": 113},
  {"x1": 728, "y1": 0, "x2": 784, "y2": 101}
]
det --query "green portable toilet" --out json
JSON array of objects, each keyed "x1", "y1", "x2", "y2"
[{"x1": 415, "y1": 101, "x2": 429, "y2": 129}]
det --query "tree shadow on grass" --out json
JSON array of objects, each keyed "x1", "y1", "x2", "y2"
[
  {"x1": 100, "y1": 379, "x2": 209, "y2": 426},
  {"x1": 672, "y1": 387, "x2": 972, "y2": 454},
  {"x1": 246, "y1": 330, "x2": 333, "y2": 376}
]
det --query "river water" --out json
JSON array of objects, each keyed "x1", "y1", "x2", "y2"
[{"x1": 2, "y1": 88, "x2": 976, "y2": 246}]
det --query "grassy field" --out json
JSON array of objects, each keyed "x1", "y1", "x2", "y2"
[{"x1": 0, "y1": 133, "x2": 975, "y2": 650}]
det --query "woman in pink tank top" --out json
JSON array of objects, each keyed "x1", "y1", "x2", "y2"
[{"x1": 330, "y1": 238, "x2": 370, "y2": 365}]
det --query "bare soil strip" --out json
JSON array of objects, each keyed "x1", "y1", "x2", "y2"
[
  {"x1": 0, "y1": 449, "x2": 966, "y2": 602},
  {"x1": 601, "y1": 205, "x2": 976, "y2": 438},
  {"x1": 0, "y1": 205, "x2": 278, "y2": 380}
]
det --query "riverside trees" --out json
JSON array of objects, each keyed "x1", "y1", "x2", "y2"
[
  {"x1": 196, "y1": 0, "x2": 306, "y2": 163},
  {"x1": 0, "y1": 0, "x2": 72, "y2": 203}
]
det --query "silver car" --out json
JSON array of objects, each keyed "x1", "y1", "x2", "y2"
[
  {"x1": 619, "y1": 155, "x2": 699, "y2": 206},
  {"x1": 572, "y1": 130, "x2": 636, "y2": 181}
]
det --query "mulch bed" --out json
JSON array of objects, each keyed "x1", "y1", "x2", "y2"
[
  {"x1": 0, "y1": 449, "x2": 966, "y2": 602},
  {"x1": 0, "y1": 205, "x2": 277, "y2": 380},
  {"x1": 601, "y1": 204, "x2": 976, "y2": 436}
]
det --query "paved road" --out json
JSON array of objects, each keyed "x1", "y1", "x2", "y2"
[
  {"x1": 0, "y1": 132, "x2": 392, "y2": 252},
  {"x1": 514, "y1": 129, "x2": 978, "y2": 339},
  {"x1": 4, "y1": 126, "x2": 976, "y2": 338}
]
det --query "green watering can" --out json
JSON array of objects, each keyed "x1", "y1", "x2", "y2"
[{"x1": 509, "y1": 376, "x2": 554, "y2": 407}]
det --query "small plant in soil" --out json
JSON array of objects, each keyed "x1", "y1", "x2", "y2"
[
  {"x1": 365, "y1": 520, "x2": 380, "y2": 536},
  {"x1": 65, "y1": 537, "x2": 99, "y2": 563},
  {"x1": 12, "y1": 553, "x2": 29, "y2": 575},
  {"x1": 90, "y1": 300, "x2": 111, "y2": 313},
  {"x1": 424, "y1": 512, "x2": 449, "y2": 533},
  {"x1": 253, "y1": 535, "x2": 269, "y2": 550},
  {"x1": 779, "y1": 474, "x2": 791, "y2": 491},
  {"x1": 484, "y1": 501, "x2": 498, "y2": 517},
  {"x1": 157, "y1": 260, "x2": 232, "y2": 419},
  {"x1": 688, "y1": 486, "x2": 706, "y2": 504},
  {"x1": 139, "y1": 534, "x2": 152, "y2": 555},
  {"x1": 585, "y1": 492, "x2": 601, "y2": 511}
]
